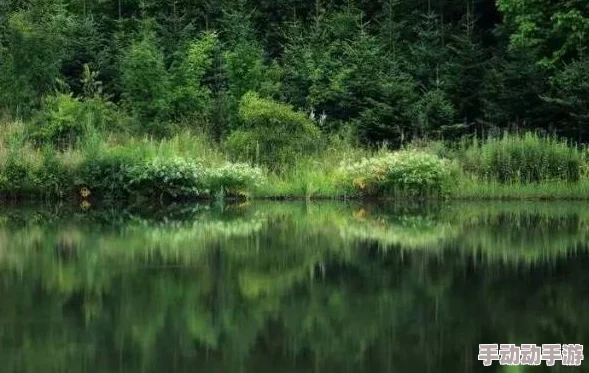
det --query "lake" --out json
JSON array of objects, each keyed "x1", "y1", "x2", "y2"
[{"x1": 0, "y1": 201, "x2": 586, "y2": 372}]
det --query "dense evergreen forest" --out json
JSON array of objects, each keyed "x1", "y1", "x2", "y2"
[
  {"x1": 0, "y1": 0, "x2": 588, "y2": 202},
  {"x1": 1, "y1": 0, "x2": 588, "y2": 144}
]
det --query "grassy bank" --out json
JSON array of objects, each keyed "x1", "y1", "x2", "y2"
[
  {"x1": 0, "y1": 119, "x2": 588, "y2": 203},
  {"x1": 450, "y1": 179, "x2": 589, "y2": 200}
]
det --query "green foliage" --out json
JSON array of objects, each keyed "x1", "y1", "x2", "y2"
[
  {"x1": 61, "y1": 16, "x2": 110, "y2": 97},
  {"x1": 3, "y1": 0, "x2": 589, "y2": 202},
  {"x1": 33, "y1": 146, "x2": 75, "y2": 198},
  {"x1": 170, "y1": 32, "x2": 217, "y2": 121},
  {"x1": 224, "y1": 42, "x2": 266, "y2": 102},
  {"x1": 0, "y1": 146, "x2": 35, "y2": 197},
  {"x1": 497, "y1": 0, "x2": 589, "y2": 65},
  {"x1": 29, "y1": 92, "x2": 118, "y2": 147},
  {"x1": 0, "y1": 5, "x2": 70, "y2": 114},
  {"x1": 338, "y1": 151, "x2": 456, "y2": 197},
  {"x1": 461, "y1": 133, "x2": 582, "y2": 183},
  {"x1": 544, "y1": 59, "x2": 589, "y2": 138},
  {"x1": 121, "y1": 26, "x2": 171, "y2": 129},
  {"x1": 1, "y1": 0, "x2": 589, "y2": 144},
  {"x1": 0, "y1": 135, "x2": 77, "y2": 199},
  {"x1": 77, "y1": 137, "x2": 263, "y2": 201},
  {"x1": 127, "y1": 157, "x2": 207, "y2": 200},
  {"x1": 205, "y1": 162, "x2": 266, "y2": 197},
  {"x1": 77, "y1": 147, "x2": 138, "y2": 199},
  {"x1": 226, "y1": 92, "x2": 320, "y2": 168},
  {"x1": 409, "y1": 88, "x2": 455, "y2": 136},
  {"x1": 481, "y1": 49, "x2": 553, "y2": 130}
]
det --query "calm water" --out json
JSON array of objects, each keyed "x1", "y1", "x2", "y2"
[{"x1": 0, "y1": 201, "x2": 587, "y2": 372}]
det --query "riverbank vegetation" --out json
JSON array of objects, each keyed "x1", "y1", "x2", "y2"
[
  {"x1": 1, "y1": 119, "x2": 588, "y2": 201},
  {"x1": 1, "y1": 0, "x2": 588, "y2": 202}
]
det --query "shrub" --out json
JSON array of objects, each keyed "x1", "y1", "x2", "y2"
[
  {"x1": 225, "y1": 91, "x2": 320, "y2": 168},
  {"x1": 76, "y1": 136, "x2": 264, "y2": 201},
  {"x1": 126, "y1": 157, "x2": 207, "y2": 200},
  {"x1": 30, "y1": 93, "x2": 86, "y2": 147},
  {"x1": 33, "y1": 146, "x2": 75, "y2": 198},
  {"x1": 461, "y1": 133, "x2": 582, "y2": 183},
  {"x1": 77, "y1": 149, "x2": 137, "y2": 199},
  {"x1": 29, "y1": 93, "x2": 118, "y2": 147},
  {"x1": 205, "y1": 162, "x2": 265, "y2": 196},
  {"x1": 339, "y1": 150, "x2": 455, "y2": 197},
  {"x1": 0, "y1": 156, "x2": 33, "y2": 197},
  {"x1": 0, "y1": 134, "x2": 39, "y2": 197}
]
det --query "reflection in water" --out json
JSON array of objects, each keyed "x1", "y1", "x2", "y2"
[{"x1": 0, "y1": 202, "x2": 587, "y2": 372}]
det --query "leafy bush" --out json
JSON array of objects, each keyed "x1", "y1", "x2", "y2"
[
  {"x1": 33, "y1": 147, "x2": 75, "y2": 198},
  {"x1": 0, "y1": 133, "x2": 40, "y2": 198},
  {"x1": 77, "y1": 149, "x2": 137, "y2": 199},
  {"x1": 225, "y1": 91, "x2": 320, "y2": 168},
  {"x1": 30, "y1": 93, "x2": 118, "y2": 147},
  {"x1": 0, "y1": 156, "x2": 33, "y2": 197},
  {"x1": 205, "y1": 162, "x2": 265, "y2": 196},
  {"x1": 127, "y1": 157, "x2": 207, "y2": 200},
  {"x1": 339, "y1": 150, "x2": 455, "y2": 197},
  {"x1": 75, "y1": 136, "x2": 266, "y2": 201},
  {"x1": 461, "y1": 133, "x2": 582, "y2": 183},
  {"x1": 0, "y1": 146, "x2": 75, "y2": 199}
]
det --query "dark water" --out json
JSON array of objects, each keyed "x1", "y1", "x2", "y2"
[{"x1": 0, "y1": 201, "x2": 587, "y2": 372}]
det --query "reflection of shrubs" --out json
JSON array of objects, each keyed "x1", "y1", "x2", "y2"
[
  {"x1": 339, "y1": 150, "x2": 455, "y2": 197},
  {"x1": 225, "y1": 92, "x2": 320, "y2": 168}
]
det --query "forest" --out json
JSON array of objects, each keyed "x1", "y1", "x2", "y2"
[{"x1": 0, "y1": 0, "x2": 588, "y2": 201}]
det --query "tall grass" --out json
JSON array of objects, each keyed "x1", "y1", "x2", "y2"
[
  {"x1": 460, "y1": 132, "x2": 582, "y2": 183},
  {"x1": 256, "y1": 139, "x2": 366, "y2": 199},
  {"x1": 450, "y1": 178, "x2": 589, "y2": 200}
]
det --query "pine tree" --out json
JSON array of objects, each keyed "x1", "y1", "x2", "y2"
[{"x1": 120, "y1": 21, "x2": 171, "y2": 130}]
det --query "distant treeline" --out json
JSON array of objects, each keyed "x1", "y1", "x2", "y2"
[{"x1": 0, "y1": 0, "x2": 588, "y2": 144}]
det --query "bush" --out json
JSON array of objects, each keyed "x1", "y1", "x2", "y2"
[
  {"x1": 127, "y1": 157, "x2": 207, "y2": 200},
  {"x1": 30, "y1": 93, "x2": 118, "y2": 147},
  {"x1": 0, "y1": 144, "x2": 77, "y2": 200},
  {"x1": 33, "y1": 147, "x2": 75, "y2": 198},
  {"x1": 0, "y1": 133, "x2": 40, "y2": 198},
  {"x1": 225, "y1": 92, "x2": 320, "y2": 168},
  {"x1": 77, "y1": 148, "x2": 138, "y2": 199},
  {"x1": 461, "y1": 133, "x2": 582, "y2": 183},
  {"x1": 76, "y1": 138, "x2": 264, "y2": 201},
  {"x1": 339, "y1": 150, "x2": 455, "y2": 197},
  {"x1": 0, "y1": 155, "x2": 34, "y2": 197},
  {"x1": 205, "y1": 162, "x2": 265, "y2": 197}
]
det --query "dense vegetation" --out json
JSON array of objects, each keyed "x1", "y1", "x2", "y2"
[{"x1": 1, "y1": 0, "x2": 588, "y2": 201}]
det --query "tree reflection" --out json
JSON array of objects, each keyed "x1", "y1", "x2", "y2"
[{"x1": 0, "y1": 202, "x2": 586, "y2": 372}]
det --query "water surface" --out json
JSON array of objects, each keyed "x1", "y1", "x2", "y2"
[{"x1": 0, "y1": 201, "x2": 587, "y2": 372}]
